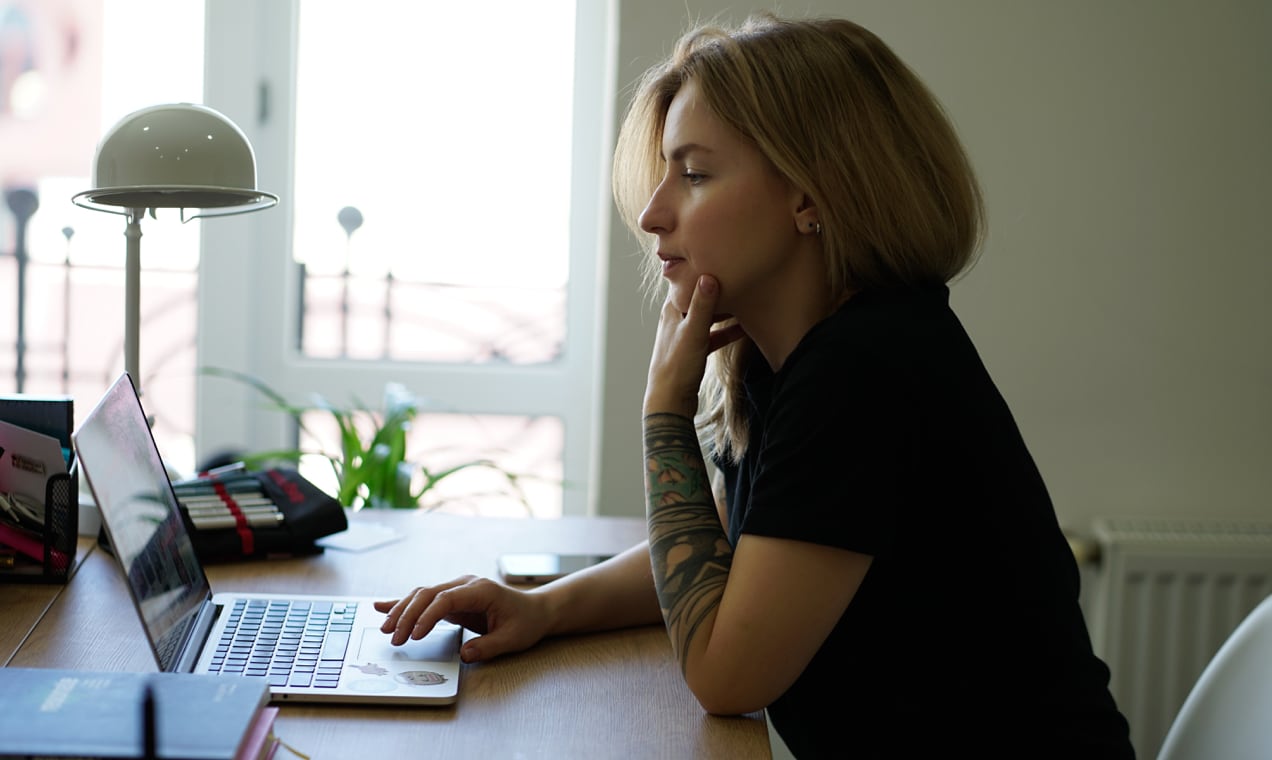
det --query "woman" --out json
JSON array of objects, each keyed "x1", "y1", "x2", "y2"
[{"x1": 380, "y1": 14, "x2": 1134, "y2": 758}]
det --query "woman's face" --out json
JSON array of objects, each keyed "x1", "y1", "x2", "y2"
[{"x1": 639, "y1": 79, "x2": 803, "y2": 319}]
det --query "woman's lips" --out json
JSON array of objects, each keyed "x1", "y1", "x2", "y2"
[{"x1": 658, "y1": 254, "x2": 684, "y2": 276}]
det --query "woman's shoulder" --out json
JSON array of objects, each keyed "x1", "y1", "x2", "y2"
[
  {"x1": 785, "y1": 282, "x2": 959, "y2": 374},
  {"x1": 836, "y1": 281, "x2": 953, "y2": 332}
]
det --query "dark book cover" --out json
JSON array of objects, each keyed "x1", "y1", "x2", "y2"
[{"x1": 0, "y1": 669, "x2": 269, "y2": 760}]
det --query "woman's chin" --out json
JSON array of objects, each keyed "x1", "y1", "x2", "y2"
[{"x1": 666, "y1": 278, "x2": 732, "y2": 319}]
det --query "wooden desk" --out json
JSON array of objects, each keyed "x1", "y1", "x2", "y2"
[
  {"x1": 6, "y1": 512, "x2": 770, "y2": 759},
  {"x1": 0, "y1": 536, "x2": 97, "y2": 665}
]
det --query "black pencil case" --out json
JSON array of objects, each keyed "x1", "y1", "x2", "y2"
[{"x1": 175, "y1": 467, "x2": 347, "y2": 562}]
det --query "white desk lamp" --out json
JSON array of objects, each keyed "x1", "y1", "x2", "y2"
[{"x1": 72, "y1": 103, "x2": 278, "y2": 395}]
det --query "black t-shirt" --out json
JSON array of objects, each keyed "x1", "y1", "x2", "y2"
[{"x1": 717, "y1": 284, "x2": 1134, "y2": 759}]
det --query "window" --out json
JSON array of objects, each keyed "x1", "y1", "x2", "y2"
[
  {"x1": 0, "y1": 0, "x2": 204, "y2": 471},
  {"x1": 197, "y1": 1, "x2": 608, "y2": 516}
]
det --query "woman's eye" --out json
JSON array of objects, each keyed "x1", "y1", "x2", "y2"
[{"x1": 681, "y1": 171, "x2": 706, "y2": 184}]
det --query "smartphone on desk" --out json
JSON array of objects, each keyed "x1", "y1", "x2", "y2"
[{"x1": 497, "y1": 552, "x2": 613, "y2": 585}]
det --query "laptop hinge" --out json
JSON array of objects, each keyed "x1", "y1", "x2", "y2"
[{"x1": 173, "y1": 597, "x2": 222, "y2": 673}]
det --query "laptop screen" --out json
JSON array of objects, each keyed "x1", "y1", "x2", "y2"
[{"x1": 73, "y1": 373, "x2": 212, "y2": 672}]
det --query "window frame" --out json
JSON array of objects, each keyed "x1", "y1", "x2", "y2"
[{"x1": 195, "y1": 0, "x2": 612, "y2": 516}]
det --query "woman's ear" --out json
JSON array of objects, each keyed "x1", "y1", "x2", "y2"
[{"x1": 794, "y1": 193, "x2": 819, "y2": 235}]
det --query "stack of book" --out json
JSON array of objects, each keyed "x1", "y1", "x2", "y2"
[{"x1": 0, "y1": 668, "x2": 281, "y2": 759}]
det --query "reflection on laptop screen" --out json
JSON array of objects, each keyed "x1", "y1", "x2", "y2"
[{"x1": 74, "y1": 374, "x2": 211, "y2": 671}]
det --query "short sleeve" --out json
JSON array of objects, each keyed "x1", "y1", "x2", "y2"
[{"x1": 739, "y1": 322, "x2": 915, "y2": 556}]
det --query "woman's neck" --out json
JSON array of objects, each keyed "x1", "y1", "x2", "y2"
[{"x1": 740, "y1": 285, "x2": 852, "y2": 372}]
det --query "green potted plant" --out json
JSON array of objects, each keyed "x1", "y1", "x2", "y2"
[{"x1": 201, "y1": 367, "x2": 531, "y2": 512}]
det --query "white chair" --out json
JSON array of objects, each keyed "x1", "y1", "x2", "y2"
[{"x1": 1157, "y1": 593, "x2": 1272, "y2": 760}]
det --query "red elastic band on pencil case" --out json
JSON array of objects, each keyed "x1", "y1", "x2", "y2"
[{"x1": 213, "y1": 484, "x2": 255, "y2": 556}]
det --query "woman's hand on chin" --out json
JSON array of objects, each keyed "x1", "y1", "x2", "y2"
[{"x1": 644, "y1": 275, "x2": 745, "y2": 418}]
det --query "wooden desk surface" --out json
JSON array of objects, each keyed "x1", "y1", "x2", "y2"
[
  {"x1": 5, "y1": 512, "x2": 770, "y2": 759},
  {"x1": 0, "y1": 537, "x2": 97, "y2": 666}
]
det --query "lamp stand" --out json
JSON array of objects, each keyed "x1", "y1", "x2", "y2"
[{"x1": 125, "y1": 209, "x2": 144, "y2": 396}]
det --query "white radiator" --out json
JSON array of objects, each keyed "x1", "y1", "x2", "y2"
[{"x1": 1086, "y1": 518, "x2": 1272, "y2": 760}]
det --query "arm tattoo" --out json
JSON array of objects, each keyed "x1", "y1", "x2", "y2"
[{"x1": 643, "y1": 412, "x2": 733, "y2": 674}]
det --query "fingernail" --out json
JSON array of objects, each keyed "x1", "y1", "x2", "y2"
[{"x1": 699, "y1": 275, "x2": 716, "y2": 294}]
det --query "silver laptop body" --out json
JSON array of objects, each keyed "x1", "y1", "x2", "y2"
[{"x1": 73, "y1": 373, "x2": 461, "y2": 705}]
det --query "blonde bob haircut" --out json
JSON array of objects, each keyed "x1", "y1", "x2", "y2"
[{"x1": 613, "y1": 13, "x2": 985, "y2": 462}]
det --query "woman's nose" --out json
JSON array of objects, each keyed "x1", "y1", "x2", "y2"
[{"x1": 638, "y1": 181, "x2": 671, "y2": 234}]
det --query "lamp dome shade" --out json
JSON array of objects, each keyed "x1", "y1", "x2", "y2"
[{"x1": 73, "y1": 103, "x2": 278, "y2": 217}]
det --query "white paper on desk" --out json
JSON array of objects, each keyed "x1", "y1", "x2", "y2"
[
  {"x1": 0, "y1": 419, "x2": 67, "y2": 504},
  {"x1": 317, "y1": 521, "x2": 406, "y2": 552}
]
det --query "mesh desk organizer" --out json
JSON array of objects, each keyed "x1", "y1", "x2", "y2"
[{"x1": 0, "y1": 395, "x2": 77, "y2": 583}]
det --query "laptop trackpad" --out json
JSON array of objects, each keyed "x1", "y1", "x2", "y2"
[{"x1": 355, "y1": 625, "x2": 460, "y2": 663}]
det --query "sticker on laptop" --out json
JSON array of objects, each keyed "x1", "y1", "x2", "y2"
[{"x1": 396, "y1": 670, "x2": 449, "y2": 687}]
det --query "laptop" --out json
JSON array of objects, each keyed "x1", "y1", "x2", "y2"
[{"x1": 73, "y1": 372, "x2": 462, "y2": 705}]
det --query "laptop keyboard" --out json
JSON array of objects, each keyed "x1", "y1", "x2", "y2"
[{"x1": 207, "y1": 599, "x2": 357, "y2": 688}]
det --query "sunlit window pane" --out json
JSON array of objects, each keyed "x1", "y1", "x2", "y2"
[
  {"x1": 292, "y1": 1, "x2": 575, "y2": 364},
  {"x1": 0, "y1": 0, "x2": 203, "y2": 473}
]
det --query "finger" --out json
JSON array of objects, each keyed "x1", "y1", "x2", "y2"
[
  {"x1": 380, "y1": 593, "x2": 420, "y2": 633},
  {"x1": 405, "y1": 583, "x2": 488, "y2": 644},
  {"x1": 380, "y1": 576, "x2": 475, "y2": 637},
  {"x1": 387, "y1": 592, "x2": 433, "y2": 642},
  {"x1": 707, "y1": 322, "x2": 747, "y2": 353},
  {"x1": 376, "y1": 597, "x2": 413, "y2": 634},
  {"x1": 383, "y1": 586, "x2": 440, "y2": 634},
  {"x1": 460, "y1": 629, "x2": 513, "y2": 663},
  {"x1": 455, "y1": 613, "x2": 520, "y2": 663},
  {"x1": 392, "y1": 592, "x2": 439, "y2": 645},
  {"x1": 460, "y1": 638, "x2": 484, "y2": 663},
  {"x1": 684, "y1": 275, "x2": 720, "y2": 331}
]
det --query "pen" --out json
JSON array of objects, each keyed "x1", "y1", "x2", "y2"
[
  {"x1": 183, "y1": 500, "x2": 281, "y2": 517},
  {"x1": 172, "y1": 478, "x2": 262, "y2": 495},
  {"x1": 178, "y1": 491, "x2": 272, "y2": 504},
  {"x1": 182, "y1": 505, "x2": 277, "y2": 518},
  {"x1": 203, "y1": 461, "x2": 247, "y2": 477},
  {"x1": 183, "y1": 504, "x2": 279, "y2": 516},
  {"x1": 178, "y1": 487, "x2": 267, "y2": 497},
  {"x1": 184, "y1": 505, "x2": 280, "y2": 518},
  {"x1": 183, "y1": 499, "x2": 278, "y2": 511},
  {"x1": 197, "y1": 470, "x2": 258, "y2": 484},
  {"x1": 190, "y1": 513, "x2": 284, "y2": 530}
]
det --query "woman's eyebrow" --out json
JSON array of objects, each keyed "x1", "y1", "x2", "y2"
[{"x1": 663, "y1": 142, "x2": 714, "y2": 162}]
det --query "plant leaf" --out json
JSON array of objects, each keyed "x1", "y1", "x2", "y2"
[{"x1": 199, "y1": 371, "x2": 540, "y2": 511}]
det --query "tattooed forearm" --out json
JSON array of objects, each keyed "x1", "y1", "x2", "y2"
[{"x1": 643, "y1": 412, "x2": 733, "y2": 674}]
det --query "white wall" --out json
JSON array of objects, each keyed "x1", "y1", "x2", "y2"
[{"x1": 592, "y1": 0, "x2": 1272, "y2": 535}]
